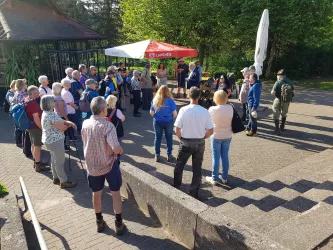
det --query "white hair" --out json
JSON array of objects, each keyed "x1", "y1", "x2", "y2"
[
  {"x1": 72, "y1": 70, "x2": 80, "y2": 78},
  {"x1": 90, "y1": 65, "x2": 96, "y2": 70},
  {"x1": 65, "y1": 67, "x2": 73, "y2": 75},
  {"x1": 38, "y1": 75, "x2": 48, "y2": 84},
  {"x1": 61, "y1": 78, "x2": 71, "y2": 88},
  {"x1": 189, "y1": 62, "x2": 196, "y2": 68},
  {"x1": 133, "y1": 70, "x2": 141, "y2": 76},
  {"x1": 52, "y1": 82, "x2": 62, "y2": 95}
]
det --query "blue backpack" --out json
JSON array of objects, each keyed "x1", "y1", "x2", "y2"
[{"x1": 12, "y1": 100, "x2": 35, "y2": 131}]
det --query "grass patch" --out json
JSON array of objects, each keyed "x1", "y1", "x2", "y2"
[
  {"x1": 0, "y1": 183, "x2": 8, "y2": 196},
  {"x1": 293, "y1": 78, "x2": 333, "y2": 90},
  {"x1": 262, "y1": 77, "x2": 333, "y2": 90}
]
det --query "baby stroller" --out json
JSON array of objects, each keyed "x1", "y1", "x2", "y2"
[{"x1": 199, "y1": 77, "x2": 215, "y2": 109}]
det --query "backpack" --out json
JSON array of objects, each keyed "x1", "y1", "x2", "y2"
[
  {"x1": 3, "y1": 98, "x2": 10, "y2": 113},
  {"x1": 79, "y1": 91, "x2": 91, "y2": 112},
  {"x1": 108, "y1": 109, "x2": 124, "y2": 138},
  {"x1": 281, "y1": 81, "x2": 293, "y2": 102},
  {"x1": 98, "y1": 79, "x2": 106, "y2": 96},
  {"x1": 12, "y1": 100, "x2": 35, "y2": 131},
  {"x1": 3, "y1": 90, "x2": 14, "y2": 113}
]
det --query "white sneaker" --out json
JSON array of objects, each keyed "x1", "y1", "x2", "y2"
[
  {"x1": 218, "y1": 175, "x2": 228, "y2": 184},
  {"x1": 205, "y1": 176, "x2": 217, "y2": 186}
]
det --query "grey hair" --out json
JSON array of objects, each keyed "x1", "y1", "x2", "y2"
[
  {"x1": 91, "y1": 96, "x2": 107, "y2": 115},
  {"x1": 52, "y1": 82, "x2": 62, "y2": 95},
  {"x1": 72, "y1": 70, "x2": 80, "y2": 78},
  {"x1": 79, "y1": 64, "x2": 86, "y2": 72},
  {"x1": 61, "y1": 78, "x2": 71, "y2": 88},
  {"x1": 38, "y1": 75, "x2": 48, "y2": 84},
  {"x1": 90, "y1": 65, "x2": 96, "y2": 70},
  {"x1": 65, "y1": 67, "x2": 73, "y2": 74},
  {"x1": 189, "y1": 62, "x2": 196, "y2": 68},
  {"x1": 27, "y1": 85, "x2": 39, "y2": 97},
  {"x1": 40, "y1": 94, "x2": 54, "y2": 111},
  {"x1": 133, "y1": 70, "x2": 141, "y2": 76}
]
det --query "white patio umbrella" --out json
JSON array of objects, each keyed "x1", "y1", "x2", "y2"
[{"x1": 254, "y1": 9, "x2": 269, "y2": 77}]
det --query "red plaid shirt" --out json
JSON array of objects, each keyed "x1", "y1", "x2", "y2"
[{"x1": 82, "y1": 116, "x2": 120, "y2": 176}]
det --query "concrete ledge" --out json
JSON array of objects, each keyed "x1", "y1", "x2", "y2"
[
  {"x1": 0, "y1": 194, "x2": 28, "y2": 250},
  {"x1": 120, "y1": 162, "x2": 287, "y2": 250},
  {"x1": 195, "y1": 207, "x2": 289, "y2": 250},
  {"x1": 120, "y1": 162, "x2": 208, "y2": 249}
]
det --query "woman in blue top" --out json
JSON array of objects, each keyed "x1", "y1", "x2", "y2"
[{"x1": 150, "y1": 85, "x2": 177, "y2": 163}]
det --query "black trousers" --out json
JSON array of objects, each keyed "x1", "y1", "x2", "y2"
[
  {"x1": 174, "y1": 138, "x2": 205, "y2": 198},
  {"x1": 141, "y1": 88, "x2": 153, "y2": 110},
  {"x1": 242, "y1": 103, "x2": 248, "y2": 121},
  {"x1": 14, "y1": 123, "x2": 23, "y2": 146},
  {"x1": 132, "y1": 90, "x2": 141, "y2": 114}
]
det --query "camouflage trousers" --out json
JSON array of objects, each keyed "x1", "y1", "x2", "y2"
[{"x1": 272, "y1": 98, "x2": 290, "y2": 120}]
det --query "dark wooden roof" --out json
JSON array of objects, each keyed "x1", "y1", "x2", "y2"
[{"x1": 0, "y1": 0, "x2": 105, "y2": 41}]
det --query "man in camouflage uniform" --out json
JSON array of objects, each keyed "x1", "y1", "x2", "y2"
[{"x1": 271, "y1": 69, "x2": 294, "y2": 135}]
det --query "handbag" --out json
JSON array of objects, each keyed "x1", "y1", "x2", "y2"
[{"x1": 230, "y1": 104, "x2": 245, "y2": 133}]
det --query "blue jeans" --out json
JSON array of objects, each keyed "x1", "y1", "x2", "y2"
[
  {"x1": 211, "y1": 137, "x2": 232, "y2": 181},
  {"x1": 246, "y1": 107, "x2": 257, "y2": 133},
  {"x1": 153, "y1": 119, "x2": 174, "y2": 155}
]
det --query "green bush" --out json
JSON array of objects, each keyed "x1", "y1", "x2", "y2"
[{"x1": 0, "y1": 184, "x2": 8, "y2": 196}]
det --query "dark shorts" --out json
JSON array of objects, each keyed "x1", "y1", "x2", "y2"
[
  {"x1": 27, "y1": 128, "x2": 43, "y2": 147},
  {"x1": 87, "y1": 160, "x2": 122, "y2": 192},
  {"x1": 178, "y1": 79, "x2": 186, "y2": 88}
]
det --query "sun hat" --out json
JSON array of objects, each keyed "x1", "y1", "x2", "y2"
[{"x1": 277, "y1": 69, "x2": 286, "y2": 75}]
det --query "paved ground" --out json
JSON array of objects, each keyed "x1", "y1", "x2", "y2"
[
  {"x1": 122, "y1": 83, "x2": 333, "y2": 206},
  {"x1": 0, "y1": 111, "x2": 187, "y2": 249},
  {"x1": 0, "y1": 83, "x2": 332, "y2": 249}
]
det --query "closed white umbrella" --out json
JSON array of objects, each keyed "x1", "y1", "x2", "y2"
[{"x1": 254, "y1": 9, "x2": 269, "y2": 77}]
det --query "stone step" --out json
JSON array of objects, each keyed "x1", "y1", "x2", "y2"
[
  {"x1": 220, "y1": 150, "x2": 333, "y2": 203},
  {"x1": 244, "y1": 178, "x2": 333, "y2": 237},
  {"x1": 260, "y1": 149, "x2": 333, "y2": 185},
  {"x1": 267, "y1": 202, "x2": 333, "y2": 250}
]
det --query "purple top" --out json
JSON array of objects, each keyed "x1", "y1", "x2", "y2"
[
  {"x1": 54, "y1": 95, "x2": 68, "y2": 116},
  {"x1": 80, "y1": 74, "x2": 88, "y2": 88}
]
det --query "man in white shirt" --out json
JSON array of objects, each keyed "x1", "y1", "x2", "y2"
[
  {"x1": 174, "y1": 87, "x2": 214, "y2": 198},
  {"x1": 38, "y1": 75, "x2": 52, "y2": 96}
]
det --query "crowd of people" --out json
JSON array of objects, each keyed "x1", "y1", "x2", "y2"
[{"x1": 3, "y1": 58, "x2": 295, "y2": 234}]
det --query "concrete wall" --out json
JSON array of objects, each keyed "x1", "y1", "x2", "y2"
[
  {"x1": 0, "y1": 194, "x2": 28, "y2": 250},
  {"x1": 120, "y1": 162, "x2": 288, "y2": 250}
]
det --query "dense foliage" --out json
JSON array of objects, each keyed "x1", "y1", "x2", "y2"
[{"x1": 55, "y1": 0, "x2": 333, "y2": 79}]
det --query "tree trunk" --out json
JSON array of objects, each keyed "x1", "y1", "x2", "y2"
[
  {"x1": 198, "y1": 43, "x2": 205, "y2": 66},
  {"x1": 265, "y1": 39, "x2": 277, "y2": 79}
]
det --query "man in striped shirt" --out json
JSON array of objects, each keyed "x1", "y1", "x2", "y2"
[{"x1": 81, "y1": 96, "x2": 126, "y2": 235}]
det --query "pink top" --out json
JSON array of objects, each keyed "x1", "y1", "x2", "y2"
[
  {"x1": 82, "y1": 116, "x2": 120, "y2": 176},
  {"x1": 208, "y1": 104, "x2": 233, "y2": 139}
]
